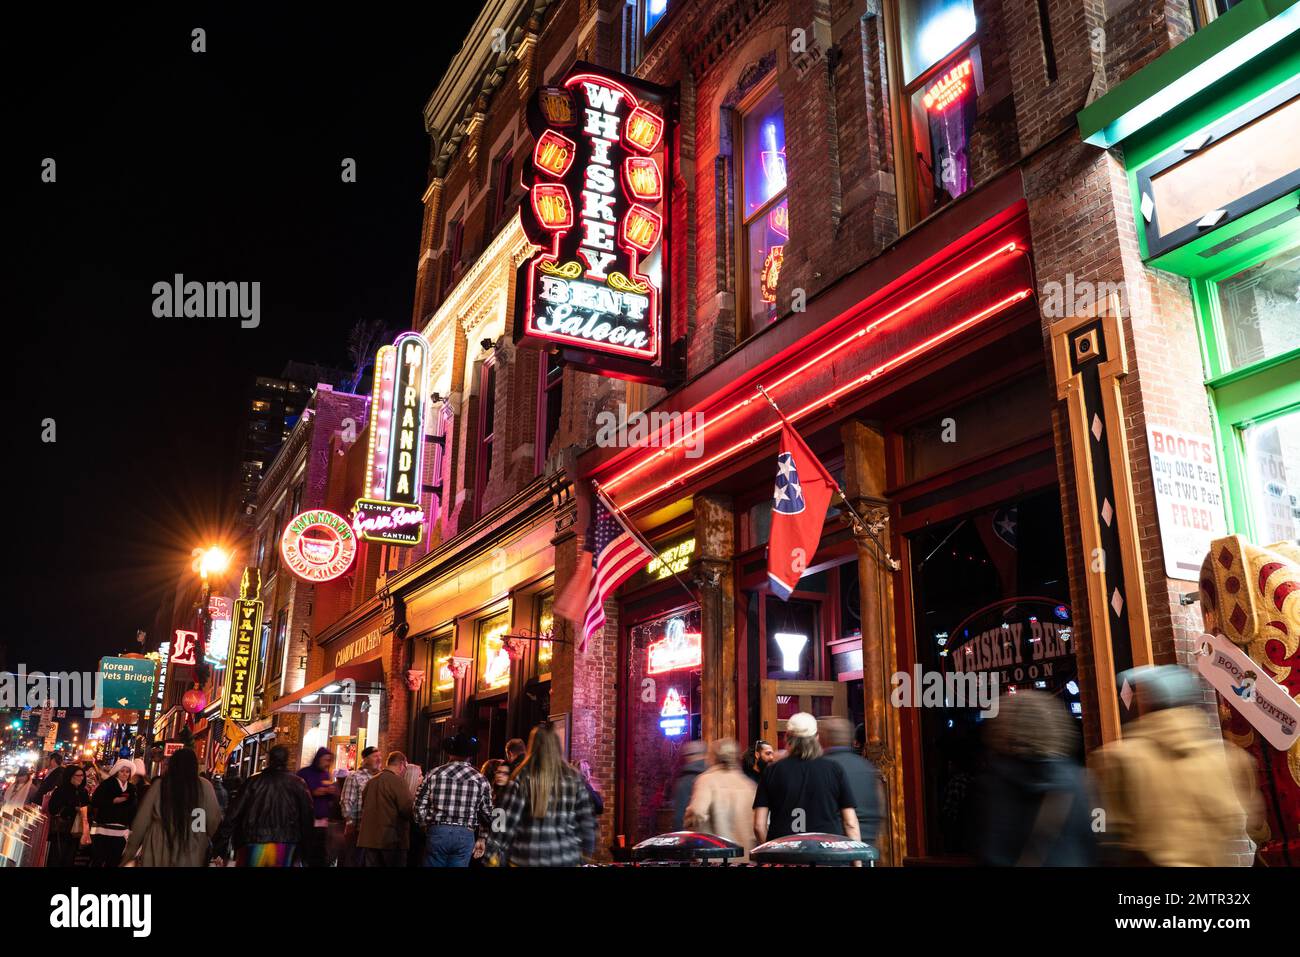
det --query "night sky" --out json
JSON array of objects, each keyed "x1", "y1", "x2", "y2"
[{"x1": 12, "y1": 5, "x2": 479, "y2": 673}]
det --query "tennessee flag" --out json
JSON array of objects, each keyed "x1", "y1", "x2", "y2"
[{"x1": 767, "y1": 423, "x2": 837, "y2": 600}]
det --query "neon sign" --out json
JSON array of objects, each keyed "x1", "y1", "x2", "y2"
[
  {"x1": 171, "y1": 630, "x2": 198, "y2": 666},
  {"x1": 922, "y1": 58, "x2": 973, "y2": 112},
  {"x1": 760, "y1": 245, "x2": 785, "y2": 303},
  {"x1": 519, "y1": 63, "x2": 672, "y2": 382},
  {"x1": 647, "y1": 617, "x2": 703, "y2": 674},
  {"x1": 281, "y1": 509, "x2": 357, "y2": 582},
  {"x1": 222, "y1": 568, "x2": 263, "y2": 722},
  {"x1": 355, "y1": 331, "x2": 429, "y2": 547},
  {"x1": 646, "y1": 537, "x2": 695, "y2": 579},
  {"x1": 659, "y1": 687, "x2": 688, "y2": 737}
]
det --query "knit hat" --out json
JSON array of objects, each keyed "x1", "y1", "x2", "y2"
[{"x1": 785, "y1": 712, "x2": 818, "y2": 739}]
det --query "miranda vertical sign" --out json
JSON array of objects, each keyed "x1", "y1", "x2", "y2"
[
  {"x1": 354, "y1": 331, "x2": 430, "y2": 547},
  {"x1": 518, "y1": 62, "x2": 673, "y2": 382},
  {"x1": 222, "y1": 567, "x2": 263, "y2": 722}
]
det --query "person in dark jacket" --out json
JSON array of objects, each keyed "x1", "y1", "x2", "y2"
[
  {"x1": 972, "y1": 690, "x2": 1096, "y2": 866},
  {"x1": 820, "y1": 716, "x2": 885, "y2": 845},
  {"x1": 34, "y1": 753, "x2": 68, "y2": 804},
  {"x1": 669, "y1": 740, "x2": 707, "y2": 830},
  {"x1": 357, "y1": 751, "x2": 415, "y2": 866},
  {"x1": 46, "y1": 764, "x2": 91, "y2": 866},
  {"x1": 214, "y1": 746, "x2": 314, "y2": 866},
  {"x1": 88, "y1": 760, "x2": 137, "y2": 867}
]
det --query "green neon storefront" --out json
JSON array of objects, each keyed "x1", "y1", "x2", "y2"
[{"x1": 1079, "y1": 0, "x2": 1300, "y2": 545}]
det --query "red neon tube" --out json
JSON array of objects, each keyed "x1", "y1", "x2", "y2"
[
  {"x1": 613, "y1": 287, "x2": 1032, "y2": 512},
  {"x1": 602, "y1": 241, "x2": 1022, "y2": 495}
]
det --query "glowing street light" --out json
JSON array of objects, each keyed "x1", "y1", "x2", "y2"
[{"x1": 198, "y1": 546, "x2": 231, "y2": 580}]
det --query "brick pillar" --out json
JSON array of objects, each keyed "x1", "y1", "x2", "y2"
[
  {"x1": 694, "y1": 493, "x2": 737, "y2": 744},
  {"x1": 841, "y1": 420, "x2": 906, "y2": 865}
]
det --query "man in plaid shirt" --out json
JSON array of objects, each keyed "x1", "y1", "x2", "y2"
[
  {"x1": 339, "y1": 746, "x2": 382, "y2": 866},
  {"x1": 413, "y1": 733, "x2": 494, "y2": 866}
]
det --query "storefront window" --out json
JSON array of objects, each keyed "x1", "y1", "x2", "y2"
[
  {"x1": 430, "y1": 633, "x2": 454, "y2": 705},
  {"x1": 477, "y1": 611, "x2": 512, "y2": 694},
  {"x1": 535, "y1": 592, "x2": 554, "y2": 680},
  {"x1": 739, "y1": 83, "x2": 789, "y2": 338},
  {"x1": 1215, "y1": 247, "x2": 1300, "y2": 373},
  {"x1": 1243, "y1": 410, "x2": 1300, "y2": 544},
  {"x1": 623, "y1": 606, "x2": 702, "y2": 843},
  {"x1": 907, "y1": 489, "x2": 1077, "y2": 855}
]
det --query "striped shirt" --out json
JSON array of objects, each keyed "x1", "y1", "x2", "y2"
[
  {"x1": 486, "y1": 767, "x2": 597, "y2": 867},
  {"x1": 340, "y1": 767, "x2": 376, "y2": 824}
]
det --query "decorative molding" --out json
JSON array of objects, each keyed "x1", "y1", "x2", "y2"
[{"x1": 1050, "y1": 292, "x2": 1154, "y2": 744}]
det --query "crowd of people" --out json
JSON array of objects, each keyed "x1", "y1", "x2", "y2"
[{"x1": 0, "y1": 663, "x2": 1264, "y2": 867}]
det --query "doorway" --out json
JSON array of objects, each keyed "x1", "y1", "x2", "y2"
[{"x1": 760, "y1": 679, "x2": 848, "y2": 750}]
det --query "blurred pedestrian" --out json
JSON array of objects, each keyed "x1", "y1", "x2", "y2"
[
  {"x1": 482, "y1": 758, "x2": 512, "y2": 806},
  {"x1": 120, "y1": 748, "x2": 222, "y2": 867},
  {"x1": 88, "y1": 759, "x2": 137, "y2": 867},
  {"x1": 340, "y1": 746, "x2": 382, "y2": 866},
  {"x1": 297, "y1": 747, "x2": 337, "y2": 867},
  {"x1": 205, "y1": 771, "x2": 228, "y2": 812},
  {"x1": 575, "y1": 759, "x2": 604, "y2": 817},
  {"x1": 485, "y1": 723, "x2": 596, "y2": 867},
  {"x1": 684, "y1": 739, "x2": 757, "y2": 857},
  {"x1": 740, "y1": 739, "x2": 774, "y2": 784},
  {"x1": 669, "y1": 740, "x2": 707, "y2": 830},
  {"x1": 213, "y1": 745, "x2": 313, "y2": 867},
  {"x1": 222, "y1": 770, "x2": 243, "y2": 808},
  {"x1": 46, "y1": 765, "x2": 91, "y2": 866},
  {"x1": 2, "y1": 769, "x2": 36, "y2": 808},
  {"x1": 753, "y1": 713, "x2": 859, "y2": 842},
  {"x1": 973, "y1": 690, "x2": 1095, "y2": 866},
  {"x1": 414, "y1": 733, "x2": 493, "y2": 867},
  {"x1": 505, "y1": 738, "x2": 526, "y2": 774},
  {"x1": 33, "y1": 753, "x2": 68, "y2": 804},
  {"x1": 1096, "y1": 665, "x2": 1262, "y2": 866},
  {"x1": 402, "y1": 762, "x2": 425, "y2": 867},
  {"x1": 820, "y1": 716, "x2": 885, "y2": 845},
  {"x1": 358, "y1": 751, "x2": 415, "y2": 867}
]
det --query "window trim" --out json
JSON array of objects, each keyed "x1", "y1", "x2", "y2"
[
  {"x1": 475, "y1": 356, "x2": 497, "y2": 517},
  {"x1": 535, "y1": 349, "x2": 563, "y2": 475},
  {"x1": 733, "y1": 74, "x2": 789, "y2": 342}
]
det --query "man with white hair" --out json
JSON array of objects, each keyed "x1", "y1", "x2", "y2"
[{"x1": 753, "y1": 712, "x2": 860, "y2": 843}]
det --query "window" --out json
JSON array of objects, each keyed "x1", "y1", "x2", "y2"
[
  {"x1": 737, "y1": 81, "x2": 789, "y2": 339},
  {"x1": 535, "y1": 592, "x2": 554, "y2": 680},
  {"x1": 536, "y1": 350, "x2": 563, "y2": 474},
  {"x1": 477, "y1": 610, "x2": 512, "y2": 694},
  {"x1": 251, "y1": 400, "x2": 271, "y2": 412},
  {"x1": 890, "y1": 0, "x2": 983, "y2": 223},
  {"x1": 291, "y1": 484, "x2": 303, "y2": 518},
  {"x1": 1190, "y1": 0, "x2": 1244, "y2": 29},
  {"x1": 270, "y1": 607, "x2": 289, "y2": 680},
  {"x1": 1195, "y1": 239, "x2": 1300, "y2": 546},
  {"x1": 476, "y1": 358, "x2": 497, "y2": 514},
  {"x1": 447, "y1": 210, "x2": 465, "y2": 277},
  {"x1": 490, "y1": 147, "x2": 516, "y2": 232}
]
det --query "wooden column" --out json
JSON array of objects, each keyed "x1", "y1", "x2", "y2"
[
  {"x1": 694, "y1": 493, "x2": 737, "y2": 744},
  {"x1": 841, "y1": 420, "x2": 906, "y2": 866}
]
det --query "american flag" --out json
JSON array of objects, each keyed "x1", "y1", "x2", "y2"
[{"x1": 564, "y1": 489, "x2": 655, "y2": 652}]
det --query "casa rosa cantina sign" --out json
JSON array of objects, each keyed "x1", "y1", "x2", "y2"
[
  {"x1": 280, "y1": 509, "x2": 357, "y2": 582},
  {"x1": 517, "y1": 62, "x2": 673, "y2": 383}
]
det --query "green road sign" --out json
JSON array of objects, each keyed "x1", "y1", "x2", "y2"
[{"x1": 98, "y1": 657, "x2": 156, "y2": 712}]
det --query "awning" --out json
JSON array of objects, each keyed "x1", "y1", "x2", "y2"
[{"x1": 267, "y1": 660, "x2": 385, "y2": 714}]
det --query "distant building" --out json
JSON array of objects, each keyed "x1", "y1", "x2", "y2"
[{"x1": 235, "y1": 361, "x2": 351, "y2": 524}]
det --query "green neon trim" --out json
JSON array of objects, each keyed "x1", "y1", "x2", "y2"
[{"x1": 1077, "y1": 0, "x2": 1300, "y2": 148}]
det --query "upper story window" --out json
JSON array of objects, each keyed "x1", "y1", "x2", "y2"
[
  {"x1": 624, "y1": 0, "x2": 672, "y2": 69},
  {"x1": 536, "y1": 350, "x2": 563, "y2": 475},
  {"x1": 737, "y1": 81, "x2": 789, "y2": 339},
  {"x1": 490, "y1": 147, "x2": 516, "y2": 232},
  {"x1": 890, "y1": 0, "x2": 984, "y2": 223},
  {"x1": 1190, "y1": 0, "x2": 1243, "y2": 29},
  {"x1": 447, "y1": 209, "x2": 465, "y2": 276},
  {"x1": 644, "y1": 0, "x2": 670, "y2": 34}
]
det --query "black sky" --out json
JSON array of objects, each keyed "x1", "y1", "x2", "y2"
[{"x1": 11, "y1": 4, "x2": 480, "y2": 672}]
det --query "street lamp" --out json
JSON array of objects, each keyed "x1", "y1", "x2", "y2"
[{"x1": 198, "y1": 546, "x2": 231, "y2": 581}]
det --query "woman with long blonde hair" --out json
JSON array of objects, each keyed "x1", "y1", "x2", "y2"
[{"x1": 484, "y1": 723, "x2": 596, "y2": 866}]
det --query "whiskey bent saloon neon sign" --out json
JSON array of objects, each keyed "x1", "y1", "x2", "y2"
[{"x1": 519, "y1": 63, "x2": 672, "y2": 381}]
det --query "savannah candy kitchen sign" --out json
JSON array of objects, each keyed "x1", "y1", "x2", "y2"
[{"x1": 517, "y1": 62, "x2": 673, "y2": 383}]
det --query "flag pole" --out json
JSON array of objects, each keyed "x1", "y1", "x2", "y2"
[
  {"x1": 592, "y1": 480, "x2": 698, "y2": 602},
  {"x1": 755, "y1": 384, "x2": 900, "y2": 571}
]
